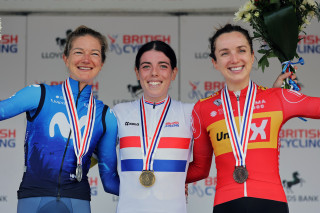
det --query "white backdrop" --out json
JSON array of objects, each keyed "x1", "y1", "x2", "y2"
[
  {"x1": 0, "y1": 15, "x2": 26, "y2": 212},
  {"x1": 0, "y1": 14, "x2": 320, "y2": 213},
  {"x1": 0, "y1": 0, "x2": 247, "y2": 12}
]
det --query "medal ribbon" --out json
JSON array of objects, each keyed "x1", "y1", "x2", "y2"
[
  {"x1": 62, "y1": 78, "x2": 96, "y2": 166},
  {"x1": 221, "y1": 80, "x2": 256, "y2": 167},
  {"x1": 140, "y1": 96, "x2": 171, "y2": 171}
]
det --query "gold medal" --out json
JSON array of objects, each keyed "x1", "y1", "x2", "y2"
[
  {"x1": 139, "y1": 170, "x2": 155, "y2": 187},
  {"x1": 233, "y1": 166, "x2": 248, "y2": 184}
]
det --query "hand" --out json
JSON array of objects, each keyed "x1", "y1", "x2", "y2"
[{"x1": 272, "y1": 69, "x2": 298, "y2": 88}]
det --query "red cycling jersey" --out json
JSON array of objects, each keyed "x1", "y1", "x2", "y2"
[{"x1": 186, "y1": 84, "x2": 320, "y2": 206}]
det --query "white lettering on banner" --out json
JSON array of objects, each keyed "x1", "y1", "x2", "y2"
[{"x1": 250, "y1": 119, "x2": 268, "y2": 140}]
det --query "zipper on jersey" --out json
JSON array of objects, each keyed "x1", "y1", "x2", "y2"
[
  {"x1": 234, "y1": 91, "x2": 241, "y2": 128},
  {"x1": 57, "y1": 84, "x2": 86, "y2": 200}
]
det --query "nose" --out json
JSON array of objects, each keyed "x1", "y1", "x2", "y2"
[
  {"x1": 151, "y1": 67, "x2": 159, "y2": 76},
  {"x1": 230, "y1": 53, "x2": 239, "y2": 63},
  {"x1": 82, "y1": 53, "x2": 90, "y2": 63}
]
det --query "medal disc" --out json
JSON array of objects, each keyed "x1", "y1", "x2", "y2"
[
  {"x1": 139, "y1": 170, "x2": 155, "y2": 187},
  {"x1": 233, "y1": 166, "x2": 248, "y2": 184},
  {"x1": 76, "y1": 164, "x2": 83, "y2": 182}
]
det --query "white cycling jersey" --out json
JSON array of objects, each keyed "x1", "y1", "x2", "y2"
[{"x1": 113, "y1": 96, "x2": 194, "y2": 213}]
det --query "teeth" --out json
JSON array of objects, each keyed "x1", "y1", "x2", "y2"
[
  {"x1": 230, "y1": 67, "x2": 242, "y2": 71},
  {"x1": 149, "y1": 82, "x2": 161, "y2": 85},
  {"x1": 79, "y1": 67, "x2": 91, "y2": 70}
]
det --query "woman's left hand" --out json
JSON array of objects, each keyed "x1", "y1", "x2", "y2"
[{"x1": 272, "y1": 70, "x2": 297, "y2": 88}]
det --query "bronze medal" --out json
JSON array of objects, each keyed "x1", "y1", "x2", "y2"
[
  {"x1": 233, "y1": 166, "x2": 248, "y2": 184},
  {"x1": 76, "y1": 164, "x2": 83, "y2": 182},
  {"x1": 139, "y1": 170, "x2": 155, "y2": 187}
]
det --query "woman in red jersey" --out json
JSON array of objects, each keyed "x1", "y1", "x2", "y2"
[{"x1": 186, "y1": 24, "x2": 320, "y2": 213}]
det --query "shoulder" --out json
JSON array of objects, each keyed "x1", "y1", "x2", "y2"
[
  {"x1": 170, "y1": 99, "x2": 194, "y2": 111},
  {"x1": 255, "y1": 84, "x2": 279, "y2": 96},
  {"x1": 41, "y1": 83, "x2": 63, "y2": 94},
  {"x1": 194, "y1": 90, "x2": 221, "y2": 108},
  {"x1": 202, "y1": 90, "x2": 221, "y2": 102},
  {"x1": 94, "y1": 98, "x2": 105, "y2": 110},
  {"x1": 113, "y1": 100, "x2": 139, "y2": 115},
  {"x1": 256, "y1": 84, "x2": 283, "y2": 96},
  {"x1": 170, "y1": 99, "x2": 194, "y2": 118},
  {"x1": 16, "y1": 84, "x2": 43, "y2": 97}
]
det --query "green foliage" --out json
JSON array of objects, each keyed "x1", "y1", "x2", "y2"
[{"x1": 234, "y1": 0, "x2": 320, "y2": 72}]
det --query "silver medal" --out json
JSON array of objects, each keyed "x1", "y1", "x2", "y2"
[{"x1": 76, "y1": 164, "x2": 82, "y2": 182}]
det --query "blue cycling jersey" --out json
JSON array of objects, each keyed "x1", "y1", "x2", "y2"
[{"x1": 0, "y1": 77, "x2": 119, "y2": 200}]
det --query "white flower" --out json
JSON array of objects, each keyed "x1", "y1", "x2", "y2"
[
  {"x1": 234, "y1": 4, "x2": 248, "y2": 22},
  {"x1": 308, "y1": 10, "x2": 315, "y2": 18},
  {"x1": 302, "y1": 0, "x2": 317, "y2": 7},
  {"x1": 254, "y1": 11, "x2": 260, "y2": 17},
  {"x1": 234, "y1": 9, "x2": 246, "y2": 22},
  {"x1": 244, "y1": 13, "x2": 252, "y2": 22},
  {"x1": 299, "y1": 25, "x2": 305, "y2": 31},
  {"x1": 244, "y1": 1, "x2": 256, "y2": 11},
  {"x1": 234, "y1": 11, "x2": 242, "y2": 22},
  {"x1": 302, "y1": 17, "x2": 311, "y2": 26}
]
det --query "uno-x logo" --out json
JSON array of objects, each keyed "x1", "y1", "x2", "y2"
[
  {"x1": 250, "y1": 118, "x2": 269, "y2": 141},
  {"x1": 217, "y1": 117, "x2": 271, "y2": 142}
]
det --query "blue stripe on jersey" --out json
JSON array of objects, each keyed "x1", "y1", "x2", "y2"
[{"x1": 121, "y1": 159, "x2": 187, "y2": 172}]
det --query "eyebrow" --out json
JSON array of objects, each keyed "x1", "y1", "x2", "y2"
[
  {"x1": 140, "y1": 61, "x2": 170, "y2": 65},
  {"x1": 218, "y1": 45, "x2": 248, "y2": 52},
  {"x1": 140, "y1": 62, "x2": 151, "y2": 66},
  {"x1": 158, "y1": 61, "x2": 170, "y2": 65},
  {"x1": 72, "y1": 47, "x2": 101, "y2": 52}
]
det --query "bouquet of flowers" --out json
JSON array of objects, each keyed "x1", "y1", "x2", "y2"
[{"x1": 234, "y1": 0, "x2": 320, "y2": 90}]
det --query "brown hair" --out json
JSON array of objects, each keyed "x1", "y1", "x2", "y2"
[
  {"x1": 63, "y1": 25, "x2": 108, "y2": 63},
  {"x1": 209, "y1": 24, "x2": 253, "y2": 61}
]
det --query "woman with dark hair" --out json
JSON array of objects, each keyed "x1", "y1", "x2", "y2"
[
  {"x1": 0, "y1": 25, "x2": 119, "y2": 213},
  {"x1": 113, "y1": 40, "x2": 194, "y2": 213},
  {"x1": 186, "y1": 24, "x2": 320, "y2": 213}
]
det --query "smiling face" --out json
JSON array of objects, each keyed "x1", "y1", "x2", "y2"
[
  {"x1": 212, "y1": 31, "x2": 254, "y2": 91},
  {"x1": 135, "y1": 50, "x2": 178, "y2": 102},
  {"x1": 63, "y1": 35, "x2": 103, "y2": 89}
]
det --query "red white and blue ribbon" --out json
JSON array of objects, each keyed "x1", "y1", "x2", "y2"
[
  {"x1": 139, "y1": 96, "x2": 171, "y2": 171},
  {"x1": 62, "y1": 78, "x2": 96, "y2": 167},
  {"x1": 221, "y1": 80, "x2": 257, "y2": 167}
]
